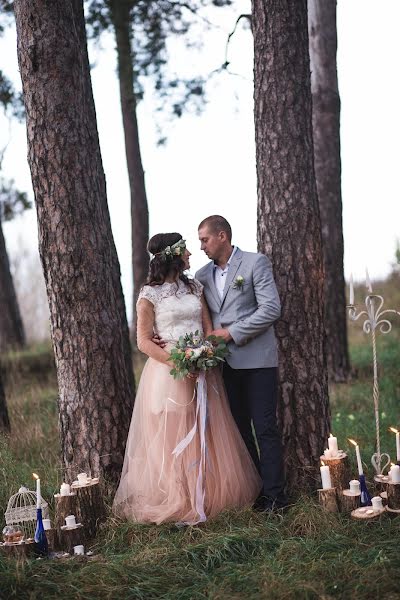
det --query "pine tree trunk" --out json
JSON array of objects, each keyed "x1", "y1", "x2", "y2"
[
  {"x1": 308, "y1": 0, "x2": 350, "y2": 383},
  {"x1": 0, "y1": 216, "x2": 25, "y2": 351},
  {"x1": 253, "y1": 0, "x2": 330, "y2": 491},
  {"x1": 109, "y1": 0, "x2": 150, "y2": 348},
  {"x1": 14, "y1": 0, "x2": 135, "y2": 489},
  {"x1": 0, "y1": 365, "x2": 11, "y2": 433}
]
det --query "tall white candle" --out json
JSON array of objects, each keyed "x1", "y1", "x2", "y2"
[
  {"x1": 365, "y1": 268, "x2": 373, "y2": 293},
  {"x1": 320, "y1": 462, "x2": 332, "y2": 489},
  {"x1": 348, "y1": 439, "x2": 363, "y2": 475},
  {"x1": 349, "y1": 273, "x2": 354, "y2": 305},
  {"x1": 33, "y1": 473, "x2": 41, "y2": 509},
  {"x1": 390, "y1": 464, "x2": 400, "y2": 484},
  {"x1": 328, "y1": 434, "x2": 338, "y2": 456},
  {"x1": 389, "y1": 427, "x2": 400, "y2": 462}
]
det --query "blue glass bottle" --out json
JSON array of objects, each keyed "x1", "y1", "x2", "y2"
[
  {"x1": 359, "y1": 474, "x2": 372, "y2": 507},
  {"x1": 34, "y1": 508, "x2": 49, "y2": 557}
]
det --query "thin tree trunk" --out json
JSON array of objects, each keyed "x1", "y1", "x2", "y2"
[
  {"x1": 253, "y1": 0, "x2": 330, "y2": 491},
  {"x1": 109, "y1": 0, "x2": 150, "y2": 348},
  {"x1": 0, "y1": 365, "x2": 11, "y2": 433},
  {"x1": 0, "y1": 216, "x2": 25, "y2": 351},
  {"x1": 308, "y1": 0, "x2": 350, "y2": 383},
  {"x1": 14, "y1": 0, "x2": 135, "y2": 489}
]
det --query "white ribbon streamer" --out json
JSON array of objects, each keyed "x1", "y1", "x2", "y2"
[{"x1": 172, "y1": 371, "x2": 208, "y2": 525}]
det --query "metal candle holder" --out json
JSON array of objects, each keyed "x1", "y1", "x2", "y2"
[{"x1": 347, "y1": 272, "x2": 400, "y2": 477}]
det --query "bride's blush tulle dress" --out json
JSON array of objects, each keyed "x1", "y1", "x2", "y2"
[{"x1": 113, "y1": 279, "x2": 261, "y2": 525}]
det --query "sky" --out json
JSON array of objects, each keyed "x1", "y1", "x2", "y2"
[{"x1": 1, "y1": 0, "x2": 400, "y2": 322}]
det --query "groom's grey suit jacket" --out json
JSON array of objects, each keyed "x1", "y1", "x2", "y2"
[{"x1": 195, "y1": 248, "x2": 280, "y2": 369}]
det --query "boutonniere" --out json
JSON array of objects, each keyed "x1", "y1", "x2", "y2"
[{"x1": 232, "y1": 275, "x2": 245, "y2": 290}]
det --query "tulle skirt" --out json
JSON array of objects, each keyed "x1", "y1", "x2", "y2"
[{"x1": 113, "y1": 358, "x2": 262, "y2": 525}]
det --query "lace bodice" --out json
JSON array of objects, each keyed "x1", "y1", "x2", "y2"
[{"x1": 138, "y1": 279, "x2": 204, "y2": 342}]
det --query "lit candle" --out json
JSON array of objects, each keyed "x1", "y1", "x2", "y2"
[
  {"x1": 33, "y1": 472, "x2": 41, "y2": 509},
  {"x1": 365, "y1": 268, "x2": 373, "y2": 293},
  {"x1": 349, "y1": 273, "x2": 354, "y2": 305},
  {"x1": 389, "y1": 463, "x2": 400, "y2": 484},
  {"x1": 320, "y1": 461, "x2": 332, "y2": 489},
  {"x1": 389, "y1": 427, "x2": 400, "y2": 462},
  {"x1": 324, "y1": 448, "x2": 332, "y2": 459},
  {"x1": 348, "y1": 439, "x2": 363, "y2": 475},
  {"x1": 328, "y1": 434, "x2": 338, "y2": 456}
]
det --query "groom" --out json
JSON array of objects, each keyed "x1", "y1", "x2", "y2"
[{"x1": 195, "y1": 215, "x2": 286, "y2": 511}]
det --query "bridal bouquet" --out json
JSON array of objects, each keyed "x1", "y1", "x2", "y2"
[{"x1": 169, "y1": 330, "x2": 229, "y2": 380}]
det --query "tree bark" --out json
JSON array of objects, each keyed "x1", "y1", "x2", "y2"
[
  {"x1": 308, "y1": 0, "x2": 350, "y2": 382},
  {"x1": 0, "y1": 216, "x2": 26, "y2": 351},
  {"x1": 253, "y1": 0, "x2": 330, "y2": 491},
  {"x1": 0, "y1": 365, "x2": 11, "y2": 433},
  {"x1": 14, "y1": 0, "x2": 135, "y2": 489},
  {"x1": 109, "y1": 0, "x2": 150, "y2": 348}
]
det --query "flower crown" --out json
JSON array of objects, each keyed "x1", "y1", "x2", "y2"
[{"x1": 154, "y1": 239, "x2": 186, "y2": 260}]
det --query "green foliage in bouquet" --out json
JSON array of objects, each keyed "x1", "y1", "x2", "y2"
[{"x1": 169, "y1": 330, "x2": 229, "y2": 380}]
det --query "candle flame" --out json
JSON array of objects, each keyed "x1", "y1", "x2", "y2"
[
  {"x1": 321, "y1": 460, "x2": 325, "y2": 466},
  {"x1": 391, "y1": 463, "x2": 396, "y2": 468},
  {"x1": 348, "y1": 438, "x2": 358, "y2": 446},
  {"x1": 329, "y1": 433, "x2": 333, "y2": 438},
  {"x1": 32, "y1": 472, "x2": 39, "y2": 480},
  {"x1": 389, "y1": 427, "x2": 399, "y2": 434}
]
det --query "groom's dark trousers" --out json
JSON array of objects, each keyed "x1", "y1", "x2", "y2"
[{"x1": 223, "y1": 363, "x2": 285, "y2": 501}]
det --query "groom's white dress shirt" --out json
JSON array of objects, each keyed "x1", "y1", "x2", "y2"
[{"x1": 213, "y1": 246, "x2": 238, "y2": 299}]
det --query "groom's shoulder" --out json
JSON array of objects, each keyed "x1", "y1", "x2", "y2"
[
  {"x1": 195, "y1": 262, "x2": 212, "y2": 280},
  {"x1": 241, "y1": 250, "x2": 272, "y2": 267}
]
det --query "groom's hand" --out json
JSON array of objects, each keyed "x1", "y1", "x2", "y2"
[
  {"x1": 211, "y1": 328, "x2": 232, "y2": 343},
  {"x1": 151, "y1": 333, "x2": 167, "y2": 348}
]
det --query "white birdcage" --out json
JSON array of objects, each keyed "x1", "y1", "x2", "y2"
[{"x1": 4, "y1": 486, "x2": 49, "y2": 539}]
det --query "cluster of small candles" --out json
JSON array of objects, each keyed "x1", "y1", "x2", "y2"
[{"x1": 320, "y1": 428, "x2": 400, "y2": 489}]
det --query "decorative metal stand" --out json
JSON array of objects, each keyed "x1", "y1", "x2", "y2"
[{"x1": 347, "y1": 275, "x2": 400, "y2": 477}]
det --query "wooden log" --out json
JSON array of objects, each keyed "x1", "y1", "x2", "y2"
[
  {"x1": 45, "y1": 528, "x2": 55, "y2": 552},
  {"x1": 54, "y1": 493, "x2": 78, "y2": 549},
  {"x1": 318, "y1": 488, "x2": 339, "y2": 512},
  {"x1": 60, "y1": 524, "x2": 85, "y2": 554},
  {"x1": 341, "y1": 490, "x2": 361, "y2": 512},
  {"x1": 72, "y1": 479, "x2": 105, "y2": 539},
  {"x1": 386, "y1": 507, "x2": 400, "y2": 518},
  {"x1": 351, "y1": 506, "x2": 385, "y2": 520},
  {"x1": 0, "y1": 540, "x2": 35, "y2": 559},
  {"x1": 320, "y1": 453, "x2": 351, "y2": 491},
  {"x1": 387, "y1": 482, "x2": 400, "y2": 510},
  {"x1": 380, "y1": 491, "x2": 388, "y2": 506}
]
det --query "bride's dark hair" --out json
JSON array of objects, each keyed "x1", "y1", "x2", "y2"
[{"x1": 145, "y1": 232, "x2": 195, "y2": 292}]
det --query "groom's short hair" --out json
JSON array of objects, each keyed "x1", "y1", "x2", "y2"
[{"x1": 198, "y1": 215, "x2": 232, "y2": 241}]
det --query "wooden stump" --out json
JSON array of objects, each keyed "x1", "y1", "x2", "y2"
[
  {"x1": 341, "y1": 490, "x2": 361, "y2": 512},
  {"x1": 387, "y1": 482, "x2": 400, "y2": 510},
  {"x1": 45, "y1": 528, "x2": 55, "y2": 552},
  {"x1": 60, "y1": 524, "x2": 85, "y2": 554},
  {"x1": 320, "y1": 453, "x2": 351, "y2": 491},
  {"x1": 54, "y1": 493, "x2": 78, "y2": 549},
  {"x1": 0, "y1": 540, "x2": 35, "y2": 559},
  {"x1": 380, "y1": 491, "x2": 388, "y2": 506},
  {"x1": 73, "y1": 480, "x2": 105, "y2": 539},
  {"x1": 351, "y1": 507, "x2": 385, "y2": 520},
  {"x1": 318, "y1": 488, "x2": 339, "y2": 512}
]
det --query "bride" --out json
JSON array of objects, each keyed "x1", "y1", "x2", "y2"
[{"x1": 113, "y1": 232, "x2": 261, "y2": 525}]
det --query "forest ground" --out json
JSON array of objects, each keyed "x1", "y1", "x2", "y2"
[{"x1": 1, "y1": 275, "x2": 400, "y2": 600}]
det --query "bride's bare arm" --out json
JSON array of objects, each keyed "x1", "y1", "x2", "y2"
[
  {"x1": 137, "y1": 298, "x2": 171, "y2": 364},
  {"x1": 201, "y1": 295, "x2": 213, "y2": 338}
]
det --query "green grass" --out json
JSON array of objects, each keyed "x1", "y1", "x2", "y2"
[{"x1": 1, "y1": 278, "x2": 400, "y2": 599}]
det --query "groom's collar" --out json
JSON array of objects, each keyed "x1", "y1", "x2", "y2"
[{"x1": 213, "y1": 245, "x2": 238, "y2": 269}]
